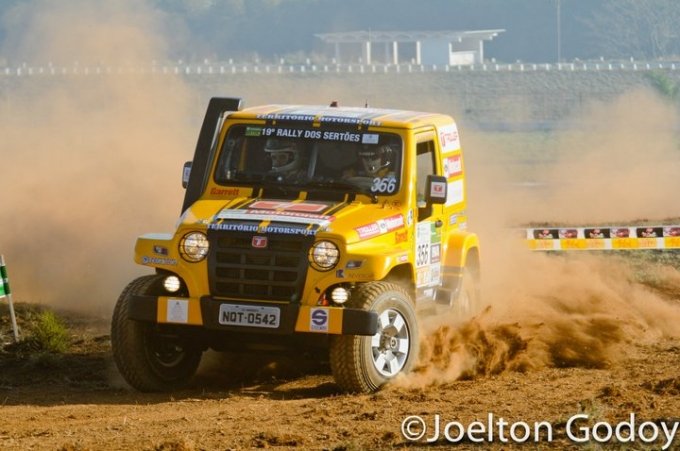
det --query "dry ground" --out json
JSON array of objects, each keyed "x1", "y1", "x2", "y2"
[{"x1": 1, "y1": 283, "x2": 679, "y2": 451}]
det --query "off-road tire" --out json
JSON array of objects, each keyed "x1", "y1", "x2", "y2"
[
  {"x1": 330, "y1": 282, "x2": 418, "y2": 393},
  {"x1": 455, "y1": 266, "x2": 481, "y2": 318},
  {"x1": 111, "y1": 275, "x2": 202, "y2": 392},
  {"x1": 436, "y1": 265, "x2": 481, "y2": 317}
]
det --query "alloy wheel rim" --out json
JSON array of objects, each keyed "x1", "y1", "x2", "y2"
[{"x1": 370, "y1": 308, "x2": 410, "y2": 377}]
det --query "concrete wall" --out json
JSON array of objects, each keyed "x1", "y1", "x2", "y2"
[
  {"x1": 2, "y1": 65, "x2": 678, "y2": 130},
  {"x1": 185, "y1": 69, "x2": 678, "y2": 129}
]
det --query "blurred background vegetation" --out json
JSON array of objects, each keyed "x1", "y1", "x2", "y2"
[{"x1": 2, "y1": 0, "x2": 680, "y2": 64}]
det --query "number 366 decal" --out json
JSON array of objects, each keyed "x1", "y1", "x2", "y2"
[{"x1": 371, "y1": 177, "x2": 397, "y2": 194}]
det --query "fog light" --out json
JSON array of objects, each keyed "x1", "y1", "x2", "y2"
[
  {"x1": 331, "y1": 287, "x2": 349, "y2": 304},
  {"x1": 163, "y1": 275, "x2": 181, "y2": 293}
]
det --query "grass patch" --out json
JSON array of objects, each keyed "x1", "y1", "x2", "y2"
[
  {"x1": 27, "y1": 310, "x2": 70, "y2": 353},
  {"x1": 1, "y1": 306, "x2": 71, "y2": 356}
]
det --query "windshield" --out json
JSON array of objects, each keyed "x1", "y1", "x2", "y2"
[{"x1": 215, "y1": 125, "x2": 402, "y2": 196}]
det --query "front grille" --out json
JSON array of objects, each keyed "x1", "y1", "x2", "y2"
[{"x1": 207, "y1": 230, "x2": 313, "y2": 302}]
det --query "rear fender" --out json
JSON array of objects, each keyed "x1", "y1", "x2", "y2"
[
  {"x1": 444, "y1": 230, "x2": 480, "y2": 270},
  {"x1": 443, "y1": 231, "x2": 480, "y2": 285},
  {"x1": 437, "y1": 231, "x2": 480, "y2": 304}
]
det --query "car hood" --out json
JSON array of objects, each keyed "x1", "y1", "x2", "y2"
[{"x1": 184, "y1": 197, "x2": 408, "y2": 243}]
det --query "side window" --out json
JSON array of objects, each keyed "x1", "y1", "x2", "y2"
[{"x1": 416, "y1": 140, "x2": 436, "y2": 208}]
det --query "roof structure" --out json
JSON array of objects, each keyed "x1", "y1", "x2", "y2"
[
  {"x1": 316, "y1": 30, "x2": 504, "y2": 44},
  {"x1": 315, "y1": 29, "x2": 505, "y2": 65}
]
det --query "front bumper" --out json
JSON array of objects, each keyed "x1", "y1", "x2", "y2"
[{"x1": 127, "y1": 295, "x2": 378, "y2": 336}]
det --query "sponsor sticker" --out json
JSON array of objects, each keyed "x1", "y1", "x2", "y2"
[
  {"x1": 585, "y1": 228, "x2": 609, "y2": 239},
  {"x1": 210, "y1": 187, "x2": 240, "y2": 196},
  {"x1": 666, "y1": 236, "x2": 680, "y2": 248},
  {"x1": 362, "y1": 133, "x2": 380, "y2": 144},
  {"x1": 310, "y1": 308, "x2": 329, "y2": 332},
  {"x1": 665, "y1": 227, "x2": 680, "y2": 237},
  {"x1": 245, "y1": 127, "x2": 262, "y2": 137},
  {"x1": 216, "y1": 209, "x2": 333, "y2": 226},
  {"x1": 260, "y1": 127, "x2": 362, "y2": 142},
  {"x1": 256, "y1": 112, "x2": 381, "y2": 127},
  {"x1": 559, "y1": 229, "x2": 578, "y2": 239},
  {"x1": 444, "y1": 154, "x2": 462, "y2": 177},
  {"x1": 345, "y1": 260, "x2": 363, "y2": 269},
  {"x1": 586, "y1": 239, "x2": 607, "y2": 249},
  {"x1": 356, "y1": 222, "x2": 381, "y2": 239},
  {"x1": 153, "y1": 245, "x2": 168, "y2": 256},
  {"x1": 532, "y1": 239, "x2": 558, "y2": 250},
  {"x1": 416, "y1": 223, "x2": 433, "y2": 268},
  {"x1": 430, "y1": 181, "x2": 447, "y2": 199},
  {"x1": 415, "y1": 222, "x2": 442, "y2": 287},
  {"x1": 612, "y1": 228, "x2": 631, "y2": 238},
  {"x1": 261, "y1": 127, "x2": 310, "y2": 138},
  {"x1": 355, "y1": 214, "x2": 404, "y2": 239},
  {"x1": 528, "y1": 225, "x2": 680, "y2": 251},
  {"x1": 208, "y1": 221, "x2": 318, "y2": 236},
  {"x1": 636, "y1": 227, "x2": 663, "y2": 238},
  {"x1": 142, "y1": 256, "x2": 178, "y2": 266},
  {"x1": 431, "y1": 243, "x2": 441, "y2": 263},
  {"x1": 395, "y1": 230, "x2": 408, "y2": 244},
  {"x1": 534, "y1": 229, "x2": 558, "y2": 240},
  {"x1": 249, "y1": 201, "x2": 328, "y2": 213},
  {"x1": 252, "y1": 236, "x2": 268, "y2": 248},
  {"x1": 445, "y1": 179, "x2": 464, "y2": 206},
  {"x1": 439, "y1": 123, "x2": 460, "y2": 152},
  {"x1": 167, "y1": 299, "x2": 188, "y2": 324},
  {"x1": 182, "y1": 165, "x2": 192, "y2": 184}
]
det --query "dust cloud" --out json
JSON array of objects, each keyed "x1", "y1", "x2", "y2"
[
  {"x1": 1, "y1": 1, "x2": 679, "y2": 386},
  {"x1": 400, "y1": 89, "x2": 680, "y2": 388},
  {"x1": 0, "y1": 0, "x2": 197, "y2": 316}
]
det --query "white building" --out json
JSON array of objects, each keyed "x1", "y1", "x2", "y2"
[{"x1": 315, "y1": 29, "x2": 505, "y2": 65}]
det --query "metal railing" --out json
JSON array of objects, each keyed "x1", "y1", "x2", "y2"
[{"x1": 1, "y1": 61, "x2": 678, "y2": 77}]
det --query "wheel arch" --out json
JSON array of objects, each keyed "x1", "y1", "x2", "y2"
[
  {"x1": 445, "y1": 230, "x2": 480, "y2": 270},
  {"x1": 383, "y1": 263, "x2": 415, "y2": 301}
]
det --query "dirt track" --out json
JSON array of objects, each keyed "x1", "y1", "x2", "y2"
[{"x1": 2, "y1": 284, "x2": 679, "y2": 451}]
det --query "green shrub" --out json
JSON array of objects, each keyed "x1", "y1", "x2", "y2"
[{"x1": 29, "y1": 310, "x2": 70, "y2": 353}]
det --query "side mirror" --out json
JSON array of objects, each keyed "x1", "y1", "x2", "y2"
[
  {"x1": 182, "y1": 161, "x2": 192, "y2": 189},
  {"x1": 425, "y1": 175, "x2": 447, "y2": 205}
]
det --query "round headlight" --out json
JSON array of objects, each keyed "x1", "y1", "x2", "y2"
[
  {"x1": 180, "y1": 232, "x2": 209, "y2": 262},
  {"x1": 163, "y1": 275, "x2": 182, "y2": 293},
  {"x1": 309, "y1": 240, "x2": 340, "y2": 271}
]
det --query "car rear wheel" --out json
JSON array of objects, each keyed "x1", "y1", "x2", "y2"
[
  {"x1": 455, "y1": 266, "x2": 480, "y2": 317},
  {"x1": 437, "y1": 265, "x2": 480, "y2": 318}
]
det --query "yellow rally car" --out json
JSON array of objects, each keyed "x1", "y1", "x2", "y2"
[{"x1": 111, "y1": 98, "x2": 480, "y2": 393}]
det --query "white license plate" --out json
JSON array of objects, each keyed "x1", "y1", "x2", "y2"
[{"x1": 218, "y1": 304, "x2": 280, "y2": 328}]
